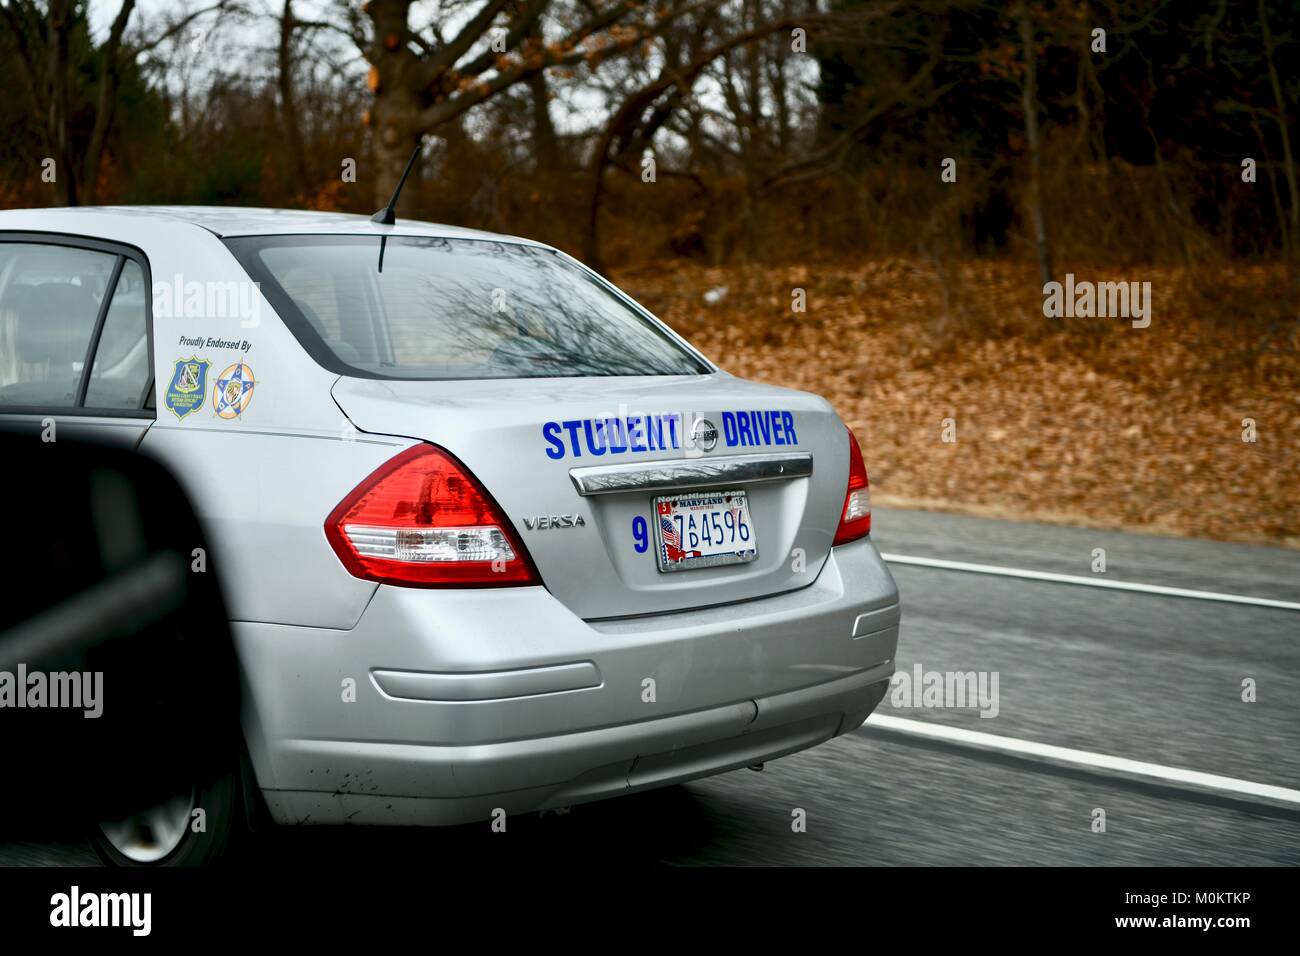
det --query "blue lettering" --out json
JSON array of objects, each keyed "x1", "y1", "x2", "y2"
[
  {"x1": 722, "y1": 411, "x2": 738, "y2": 447},
  {"x1": 628, "y1": 415, "x2": 647, "y2": 452},
  {"x1": 737, "y1": 412, "x2": 755, "y2": 446},
  {"x1": 754, "y1": 411, "x2": 772, "y2": 445},
  {"x1": 543, "y1": 421, "x2": 565, "y2": 459},
  {"x1": 545, "y1": 413, "x2": 707, "y2": 458},
  {"x1": 561, "y1": 420, "x2": 584, "y2": 457},
  {"x1": 647, "y1": 415, "x2": 661, "y2": 451},
  {"x1": 782, "y1": 412, "x2": 797, "y2": 444},
  {"x1": 584, "y1": 420, "x2": 608, "y2": 456},
  {"x1": 606, "y1": 418, "x2": 629, "y2": 454}
]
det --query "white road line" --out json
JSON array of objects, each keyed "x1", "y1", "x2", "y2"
[
  {"x1": 865, "y1": 714, "x2": 1300, "y2": 807},
  {"x1": 880, "y1": 553, "x2": 1300, "y2": 611}
]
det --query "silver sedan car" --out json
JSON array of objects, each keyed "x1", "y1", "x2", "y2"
[{"x1": 0, "y1": 207, "x2": 899, "y2": 864}]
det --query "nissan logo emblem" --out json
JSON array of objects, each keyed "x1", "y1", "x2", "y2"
[{"x1": 691, "y1": 418, "x2": 719, "y2": 452}]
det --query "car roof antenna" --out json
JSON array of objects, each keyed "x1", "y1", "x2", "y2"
[
  {"x1": 371, "y1": 141, "x2": 422, "y2": 226},
  {"x1": 371, "y1": 140, "x2": 422, "y2": 273}
]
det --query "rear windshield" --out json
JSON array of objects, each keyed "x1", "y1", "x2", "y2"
[{"x1": 225, "y1": 235, "x2": 708, "y2": 380}]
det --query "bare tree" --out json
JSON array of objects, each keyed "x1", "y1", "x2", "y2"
[
  {"x1": 0, "y1": 0, "x2": 232, "y2": 204},
  {"x1": 278, "y1": 0, "x2": 309, "y2": 184},
  {"x1": 355, "y1": 0, "x2": 863, "y2": 207},
  {"x1": 0, "y1": 0, "x2": 79, "y2": 203},
  {"x1": 579, "y1": 2, "x2": 898, "y2": 268},
  {"x1": 1015, "y1": 0, "x2": 1053, "y2": 288},
  {"x1": 1257, "y1": 0, "x2": 1297, "y2": 254}
]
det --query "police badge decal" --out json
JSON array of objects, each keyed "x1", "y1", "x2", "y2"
[
  {"x1": 164, "y1": 356, "x2": 211, "y2": 421},
  {"x1": 212, "y1": 361, "x2": 257, "y2": 421}
]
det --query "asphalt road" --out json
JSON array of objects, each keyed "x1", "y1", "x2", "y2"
[{"x1": 4, "y1": 506, "x2": 1299, "y2": 866}]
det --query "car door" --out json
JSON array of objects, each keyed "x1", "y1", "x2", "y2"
[{"x1": 0, "y1": 235, "x2": 155, "y2": 448}]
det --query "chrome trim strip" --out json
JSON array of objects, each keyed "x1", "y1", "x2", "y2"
[
  {"x1": 371, "y1": 662, "x2": 601, "y2": 702},
  {"x1": 569, "y1": 452, "x2": 813, "y2": 496}
]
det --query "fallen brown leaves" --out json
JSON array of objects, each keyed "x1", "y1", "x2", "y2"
[{"x1": 615, "y1": 259, "x2": 1300, "y2": 547}]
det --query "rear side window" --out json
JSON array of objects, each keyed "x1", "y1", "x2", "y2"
[
  {"x1": 85, "y1": 259, "x2": 150, "y2": 409},
  {"x1": 0, "y1": 244, "x2": 116, "y2": 407},
  {"x1": 226, "y1": 235, "x2": 709, "y2": 380}
]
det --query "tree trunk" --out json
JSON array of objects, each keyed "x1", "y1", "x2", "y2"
[
  {"x1": 1016, "y1": 0, "x2": 1052, "y2": 288},
  {"x1": 366, "y1": 0, "x2": 426, "y2": 206},
  {"x1": 772, "y1": 0, "x2": 792, "y2": 153},
  {"x1": 525, "y1": 19, "x2": 560, "y2": 176},
  {"x1": 278, "y1": 0, "x2": 309, "y2": 190},
  {"x1": 1259, "y1": 0, "x2": 1299, "y2": 256},
  {"x1": 371, "y1": 95, "x2": 425, "y2": 209},
  {"x1": 47, "y1": 0, "x2": 78, "y2": 206},
  {"x1": 527, "y1": 72, "x2": 560, "y2": 176},
  {"x1": 582, "y1": 122, "x2": 622, "y2": 272},
  {"x1": 83, "y1": 0, "x2": 136, "y2": 205}
]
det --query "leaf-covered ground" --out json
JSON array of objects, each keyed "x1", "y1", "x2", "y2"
[{"x1": 617, "y1": 260, "x2": 1300, "y2": 547}]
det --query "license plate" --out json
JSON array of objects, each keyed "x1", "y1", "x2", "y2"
[{"x1": 653, "y1": 489, "x2": 758, "y2": 573}]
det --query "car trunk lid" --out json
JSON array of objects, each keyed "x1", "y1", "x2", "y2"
[{"x1": 331, "y1": 373, "x2": 850, "y2": 619}]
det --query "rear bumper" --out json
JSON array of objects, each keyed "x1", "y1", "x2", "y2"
[{"x1": 236, "y1": 536, "x2": 899, "y2": 826}]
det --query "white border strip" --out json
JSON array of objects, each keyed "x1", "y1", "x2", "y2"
[
  {"x1": 866, "y1": 714, "x2": 1300, "y2": 806},
  {"x1": 880, "y1": 553, "x2": 1300, "y2": 611}
]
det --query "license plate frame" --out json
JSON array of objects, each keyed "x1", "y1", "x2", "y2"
[{"x1": 652, "y1": 488, "x2": 758, "y2": 573}]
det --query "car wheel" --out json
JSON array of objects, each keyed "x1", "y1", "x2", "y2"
[{"x1": 89, "y1": 765, "x2": 244, "y2": 866}]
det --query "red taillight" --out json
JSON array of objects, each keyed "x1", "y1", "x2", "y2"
[
  {"x1": 833, "y1": 425, "x2": 871, "y2": 545},
  {"x1": 325, "y1": 443, "x2": 540, "y2": 587}
]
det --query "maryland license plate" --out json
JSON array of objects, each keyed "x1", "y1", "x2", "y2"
[{"x1": 653, "y1": 489, "x2": 758, "y2": 573}]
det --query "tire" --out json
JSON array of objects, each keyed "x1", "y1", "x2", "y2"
[{"x1": 88, "y1": 763, "x2": 245, "y2": 867}]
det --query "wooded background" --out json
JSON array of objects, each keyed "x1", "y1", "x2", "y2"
[{"x1": 1, "y1": 1, "x2": 1297, "y2": 274}]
